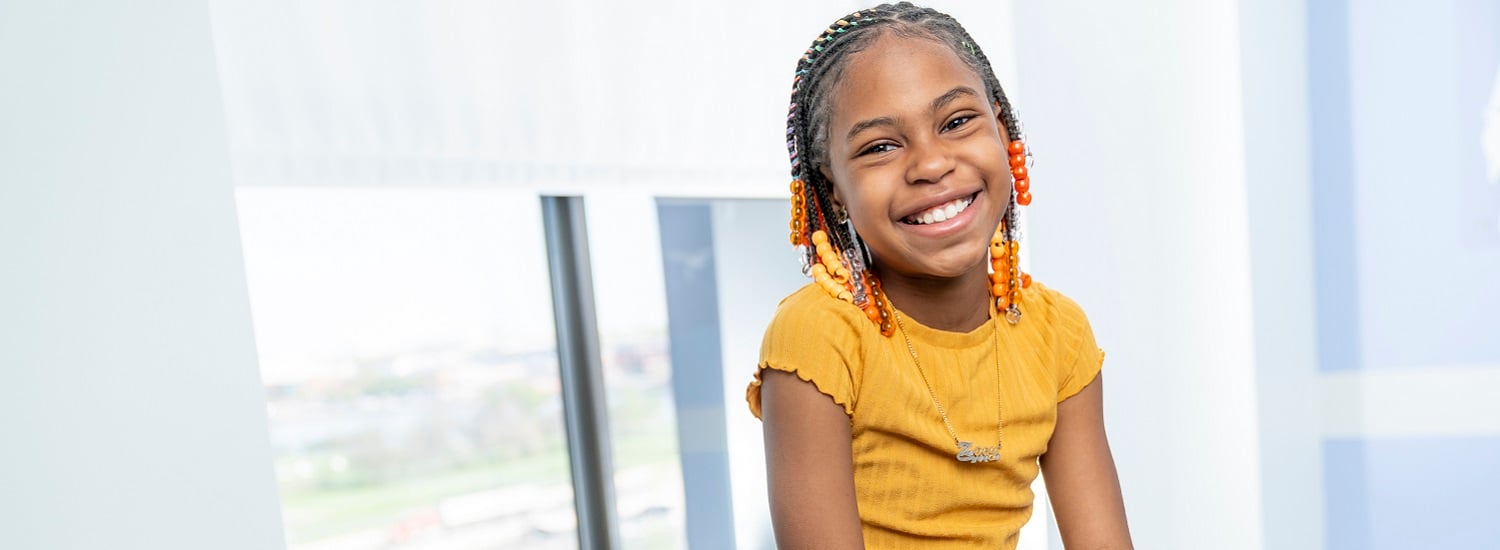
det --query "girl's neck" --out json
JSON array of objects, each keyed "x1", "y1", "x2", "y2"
[{"x1": 875, "y1": 264, "x2": 991, "y2": 333}]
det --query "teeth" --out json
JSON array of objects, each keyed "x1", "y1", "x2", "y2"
[{"x1": 907, "y1": 196, "x2": 973, "y2": 225}]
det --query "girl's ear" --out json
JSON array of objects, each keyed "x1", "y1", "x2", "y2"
[
  {"x1": 993, "y1": 100, "x2": 1011, "y2": 142},
  {"x1": 819, "y1": 166, "x2": 845, "y2": 207}
]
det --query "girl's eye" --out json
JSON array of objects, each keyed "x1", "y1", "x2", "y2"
[
  {"x1": 944, "y1": 116, "x2": 974, "y2": 132},
  {"x1": 860, "y1": 143, "x2": 896, "y2": 156}
]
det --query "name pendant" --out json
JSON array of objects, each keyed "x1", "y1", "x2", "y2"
[{"x1": 956, "y1": 440, "x2": 1001, "y2": 463}]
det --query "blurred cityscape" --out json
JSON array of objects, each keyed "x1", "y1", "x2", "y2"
[{"x1": 263, "y1": 335, "x2": 682, "y2": 549}]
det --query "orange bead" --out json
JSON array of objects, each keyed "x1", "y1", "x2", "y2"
[
  {"x1": 811, "y1": 230, "x2": 829, "y2": 245},
  {"x1": 1008, "y1": 140, "x2": 1025, "y2": 155},
  {"x1": 998, "y1": 295, "x2": 1012, "y2": 309},
  {"x1": 1022, "y1": 272, "x2": 1033, "y2": 288},
  {"x1": 1009, "y1": 240, "x2": 1019, "y2": 253},
  {"x1": 991, "y1": 282, "x2": 1009, "y2": 296},
  {"x1": 1017, "y1": 191, "x2": 1032, "y2": 206},
  {"x1": 1013, "y1": 178, "x2": 1030, "y2": 193},
  {"x1": 790, "y1": 180, "x2": 804, "y2": 193},
  {"x1": 1011, "y1": 165, "x2": 1027, "y2": 180},
  {"x1": 789, "y1": 231, "x2": 800, "y2": 245},
  {"x1": 1009, "y1": 153, "x2": 1026, "y2": 167}
]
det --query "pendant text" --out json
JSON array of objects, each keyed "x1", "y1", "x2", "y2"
[{"x1": 956, "y1": 440, "x2": 1001, "y2": 463}]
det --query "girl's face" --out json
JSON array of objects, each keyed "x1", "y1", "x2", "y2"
[{"x1": 821, "y1": 33, "x2": 1011, "y2": 282}]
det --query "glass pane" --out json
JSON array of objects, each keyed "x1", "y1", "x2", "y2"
[
  {"x1": 237, "y1": 187, "x2": 578, "y2": 550},
  {"x1": 584, "y1": 191, "x2": 686, "y2": 549}
]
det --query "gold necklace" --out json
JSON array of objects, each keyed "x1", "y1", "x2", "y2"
[{"x1": 892, "y1": 307, "x2": 1005, "y2": 464}]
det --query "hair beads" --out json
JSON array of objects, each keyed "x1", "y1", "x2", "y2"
[
  {"x1": 789, "y1": 179, "x2": 807, "y2": 245},
  {"x1": 810, "y1": 229, "x2": 895, "y2": 336},
  {"x1": 989, "y1": 221, "x2": 1032, "y2": 325},
  {"x1": 1009, "y1": 140, "x2": 1033, "y2": 206}
]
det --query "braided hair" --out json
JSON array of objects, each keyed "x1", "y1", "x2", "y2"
[{"x1": 786, "y1": 2, "x2": 1025, "y2": 273}]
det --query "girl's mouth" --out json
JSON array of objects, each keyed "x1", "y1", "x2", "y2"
[{"x1": 901, "y1": 191, "x2": 980, "y2": 225}]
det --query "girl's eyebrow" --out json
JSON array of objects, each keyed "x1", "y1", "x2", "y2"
[
  {"x1": 846, "y1": 116, "x2": 898, "y2": 143},
  {"x1": 930, "y1": 86, "x2": 980, "y2": 113}
]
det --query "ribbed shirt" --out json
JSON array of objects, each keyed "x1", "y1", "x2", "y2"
[{"x1": 747, "y1": 281, "x2": 1104, "y2": 549}]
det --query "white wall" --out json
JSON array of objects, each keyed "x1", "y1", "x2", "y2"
[
  {"x1": 1239, "y1": 0, "x2": 1325, "y2": 547},
  {"x1": 0, "y1": 2, "x2": 285, "y2": 548},
  {"x1": 1011, "y1": 2, "x2": 1265, "y2": 548}
]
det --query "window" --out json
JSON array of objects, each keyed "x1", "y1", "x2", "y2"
[
  {"x1": 237, "y1": 188, "x2": 578, "y2": 549},
  {"x1": 586, "y1": 191, "x2": 686, "y2": 549}
]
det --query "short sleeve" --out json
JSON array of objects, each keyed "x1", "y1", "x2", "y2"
[
  {"x1": 1039, "y1": 284, "x2": 1105, "y2": 403},
  {"x1": 746, "y1": 285, "x2": 866, "y2": 419}
]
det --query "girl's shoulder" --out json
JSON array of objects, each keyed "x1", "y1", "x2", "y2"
[
  {"x1": 1021, "y1": 281, "x2": 1093, "y2": 330},
  {"x1": 763, "y1": 282, "x2": 874, "y2": 341},
  {"x1": 1021, "y1": 280, "x2": 1105, "y2": 402},
  {"x1": 751, "y1": 283, "x2": 871, "y2": 419}
]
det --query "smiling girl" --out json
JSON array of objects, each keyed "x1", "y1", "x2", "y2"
[{"x1": 745, "y1": 3, "x2": 1132, "y2": 549}]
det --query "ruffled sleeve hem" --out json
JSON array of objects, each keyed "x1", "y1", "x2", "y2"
[
  {"x1": 1057, "y1": 349, "x2": 1105, "y2": 403},
  {"x1": 747, "y1": 361, "x2": 856, "y2": 419}
]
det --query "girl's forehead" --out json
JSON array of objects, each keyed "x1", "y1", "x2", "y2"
[{"x1": 830, "y1": 35, "x2": 986, "y2": 120}]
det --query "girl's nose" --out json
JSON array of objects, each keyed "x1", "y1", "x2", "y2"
[{"x1": 904, "y1": 138, "x2": 957, "y2": 185}]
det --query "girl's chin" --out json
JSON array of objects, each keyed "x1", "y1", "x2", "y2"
[{"x1": 885, "y1": 253, "x2": 991, "y2": 282}]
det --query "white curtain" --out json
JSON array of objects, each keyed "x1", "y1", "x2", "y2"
[{"x1": 210, "y1": 0, "x2": 1017, "y2": 196}]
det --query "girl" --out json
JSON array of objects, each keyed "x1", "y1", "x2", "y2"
[{"x1": 746, "y1": 3, "x2": 1133, "y2": 549}]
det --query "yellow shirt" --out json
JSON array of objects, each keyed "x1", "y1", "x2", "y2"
[{"x1": 747, "y1": 281, "x2": 1104, "y2": 549}]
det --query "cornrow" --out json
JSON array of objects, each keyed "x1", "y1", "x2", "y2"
[{"x1": 785, "y1": 2, "x2": 1028, "y2": 274}]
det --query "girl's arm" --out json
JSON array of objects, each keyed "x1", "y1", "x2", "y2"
[
  {"x1": 1041, "y1": 373, "x2": 1134, "y2": 549},
  {"x1": 760, "y1": 369, "x2": 865, "y2": 550}
]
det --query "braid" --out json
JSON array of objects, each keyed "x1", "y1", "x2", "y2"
[{"x1": 785, "y1": 2, "x2": 1028, "y2": 267}]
